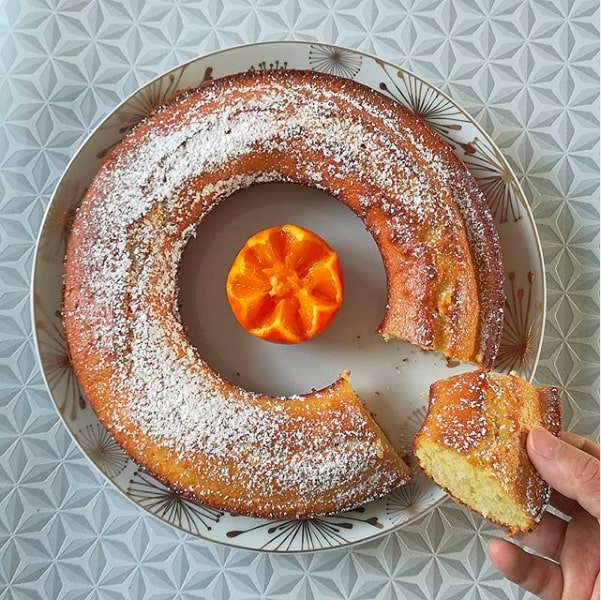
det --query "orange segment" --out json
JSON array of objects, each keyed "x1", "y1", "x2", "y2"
[{"x1": 226, "y1": 224, "x2": 343, "y2": 344}]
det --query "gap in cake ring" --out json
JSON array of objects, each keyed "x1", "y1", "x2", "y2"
[
  {"x1": 179, "y1": 181, "x2": 390, "y2": 393},
  {"x1": 177, "y1": 180, "x2": 441, "y2": 449}
]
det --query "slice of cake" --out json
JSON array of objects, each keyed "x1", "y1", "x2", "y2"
[{"x1": 414, "y1": 369, "x2": 561, "y2": 535}]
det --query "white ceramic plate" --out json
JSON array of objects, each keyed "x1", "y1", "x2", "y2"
[{"x1": 32, "y1": 41, "x2": 546, "y2": 552}]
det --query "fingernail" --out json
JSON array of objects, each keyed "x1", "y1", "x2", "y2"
[{"x1": 528, "y1": 426, "x2": 561, "y2": 459}]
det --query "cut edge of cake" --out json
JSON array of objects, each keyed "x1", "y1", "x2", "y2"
[{"x1": 414, "y1": 369, "x2": 562, "y2": 535}]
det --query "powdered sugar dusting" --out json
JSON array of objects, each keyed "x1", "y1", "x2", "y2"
[
  {"x1": 421, "y1": 370, "x2": 559, "y2": 522},
  {"x1": 63, "y1": 69, "x2": 504, "y2": 515}
]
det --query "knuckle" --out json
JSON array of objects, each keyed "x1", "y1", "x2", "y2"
[{"x1": 572, "y1": 453, "x2": 600, "y2": 490}]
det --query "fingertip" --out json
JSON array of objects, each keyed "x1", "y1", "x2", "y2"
[
  {"x1": 527, "y1": 426, "x2": 560, "y2": 460},
  {"x1": 486, "y1": 536, "x2": 504, "y2": 557},
  {"x1": 487, "y1": 537, "x2": 519, "y2": 576},
  {"x1": 487, "y1": 536, "x2": 565, "y2": 598},
  {"x1": 528, "y1": 427, "x2": 600, "y2": 518}
]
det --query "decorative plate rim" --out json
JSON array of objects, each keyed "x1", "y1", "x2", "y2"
[{"x1": 30, "y1": 40, "x2": 546, "y2": 553}]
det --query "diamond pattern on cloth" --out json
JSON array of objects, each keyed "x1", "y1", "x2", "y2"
[{"x1": 0, "y1": 0, "x2": 598, "y2": 598}]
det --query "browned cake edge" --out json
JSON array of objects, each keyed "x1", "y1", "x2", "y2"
[
  {"x1": 414, "y1": 370, "x2": 562, "y2": 535},
  {"x1": 62, "y1": 69, "x2": 504, "y2": 519}
]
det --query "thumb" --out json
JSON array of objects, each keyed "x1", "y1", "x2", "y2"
[{"x1": 527, "y1": 426, "x2": 600, "y2": 520}]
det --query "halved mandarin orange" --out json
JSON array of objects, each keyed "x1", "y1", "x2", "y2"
[{"x1": 226, "y1": 224, "x2": 344, "y2": 344}]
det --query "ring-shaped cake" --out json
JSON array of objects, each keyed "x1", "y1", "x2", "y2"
[{"x1": 63, "y1": 69, "x2": 504, "y2": 518}]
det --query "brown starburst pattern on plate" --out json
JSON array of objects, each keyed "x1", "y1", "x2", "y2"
[
  {"x1": 460, "y1": 137, "x2": 523, "y2": 223},
  {"x1": 375, "y1": 60, "x2": 466, "y2": 140},
  {"x1": 97, "y1": 64, "x2": 196, "y2": 158},
  {"x1": 495, "y1": 271, "x2": 542, "y2": 378},
  {"x1": 388, "y1": 407, "x2": 443, "y2": 525},
  {"x1": 226, "y1": 507, "x2": 382, "y2": 552},
  {"x1": 309, "y1": 44, "x2": 362, "y2": 78},
  {"x1": 127, "y1": 470, "x2": 222, "y2": 535},
  {"x1": 75, "y1": 424, "x2": 128, "y2": 479},
  {"x1": 397, "y1": 404, "x2": 428, "y2": 460},
  {"x1": 39, "y1": 179, "x2": 85, "y2": 259},
  {"x1": 34, "y1": 301, "x2": 86, "y2": 421},
  {"x1": 249, "y1": 60, "x2": 288, "y2": 72},
  {"x1": 386, "y1": 479, "x2": 439, "y2": 526}
]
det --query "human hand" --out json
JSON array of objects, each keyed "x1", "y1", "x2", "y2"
[{"x1": 488, "y1": 427, "x2": 600, "y2": 599}]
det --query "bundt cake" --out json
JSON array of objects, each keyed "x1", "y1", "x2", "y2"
[
  {"x1": 62, "y1": 68, "x2": 504, "y2": 518},
  {"x1": 414, "y1": 370, "x2": 562, "y2": 534}
]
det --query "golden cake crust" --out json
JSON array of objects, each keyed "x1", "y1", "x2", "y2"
[
  {"x1": 63, "y1": 69, "x2": 504, "y2": 518},
  {"x1": 414, "y1": 370, "x2": 562, "y2": 534}
]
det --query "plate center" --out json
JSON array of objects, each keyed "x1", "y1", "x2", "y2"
[
  {"x1": 179, "y1": 182, "x2": 388, "y2": 393},
  {"x1": 178, "y1": 181, "x2": 468, "y2": 451}
]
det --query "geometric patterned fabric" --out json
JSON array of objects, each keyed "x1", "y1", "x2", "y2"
[{"x1": 1, "y1": 0, "x2": 598, "y2": 598}]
